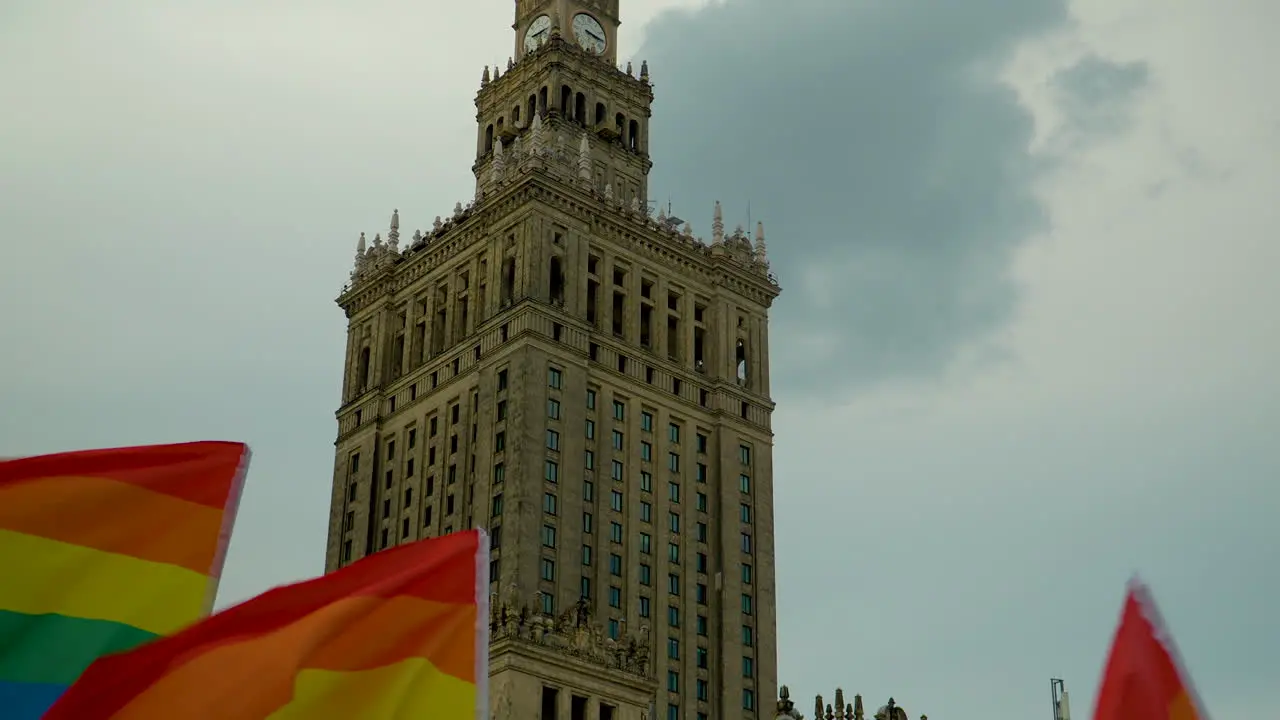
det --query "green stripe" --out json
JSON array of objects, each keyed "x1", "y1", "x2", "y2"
[{"x1": 0, "y1": 609, "x2": 158, "y2": 685}]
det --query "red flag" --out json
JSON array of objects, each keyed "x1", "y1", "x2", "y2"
[
  {"x1": 45, "y1": 530, "x2": 489, "y2": 720},
  {"x1": 1093, "y1": 579, "x2": 1207, "y2": 720}
]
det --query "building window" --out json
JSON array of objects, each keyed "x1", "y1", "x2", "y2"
[
  {"x1": 497, "y1": 401, "x2": 507, "y2": 420},
  {"x1": 696, "y1": 583, "x2": 707, "y2": 604},
  {"x1": 667, "y1": 670, "x2": 679, "y2": 692},
  {"x1": 612, "y1": 430, "x2": 624, "y2": 450},
  {"x1": 548, "y1": 367, "x2": 562, "y2": 388},
  {"x1": 611, "y1": 490, "x2": 624, "y2": 512},
  {"x1": 640, "y1": 501, "x2": 652, "y2": 523},
  {"x1": 639, "y1": 595, "x2": 651, "y2": 617},
  {"x1": 584, "y1": 481, "x2": 595, "y2": 502},
  {"x1": 668, "y1": 573, "x2": 680, "y2": 595},
  {"x1": 612, "y1": 400, "x2": 625, "y2": 420},
  {"x1": 696, "y1": 553, "x2": 707, "y2": 574},
  {"x1": 541, "y1": 525, "x2": 557, "y2": 548},
  {"x1": 609, "y1": 553, "x2": 622, "y2": 576},
  {"x1": 740, "y1": 503, "x2": 752, "y2": 523},
  {"x1": 497, "y1": 368, "x2": 508, "y2": 391},
  {"x1": 584, "y1": 511, "x2": 595, "y2": 533},
  {"x1": 742, "y1": 625, "x2": 753, "y2": 646},
  {"x1": 609, "y1": 586, "x2": 621, "y2": 608},
  {"x1": 640, "y1": 441, "x2": 652, "y2": 461},
  {"x1": 667, "y1": 638, "x2": 680, "y2": 660},
  {"x1": 669, "y1": 512, "x2": 680, "y2": 534},
  {"x1": 541, "y1": 558, "x2": 555, "y2": 581},
  {"x1": 739, "y1": 444, "x2": 751, "y2": 465},
  {"x1": 668, "y1": 605, "x2": 680, "y2": 628},
  {"x1": 668, "y1": 423, "x2": 681, "y2": 444},
  {"x1": 547, "y1": 429, "x2": 560, "y2": 451},
  {"x1": 640, "y1": 532, "x2": 651, "y2": 554},
  {"x1": 587, "y1": 389, "x2": 597, "y2": 409},
  {"x1": 740, "y1": 474, "x2": 751, "y2": 494},
  {"x1": 697, "y1": 615, "x2": 707, "y2": 636},
  {"x1": 668, "y1": 482, "x2": 680, "y2": 503},
  {"x1": 608, "y1": 619, "x2": 620, "y2": 639},
  {"x1": 696, "y1": 647, "x2": 708, "y2": 669},
  {"x1": 611, "y1": 460, "x2": 624, "y2": 481},
  {"x1": 547, "y1": 399, "x2": 561, "y2": 420},
  {"x1": 668, "y1": 543, "x2": 680, "y2": 564},
  {"x1": 667, "y1": 705, "x2": 679, "y2": 720},
  {"x1": 582, "y1": 545, "x2": 593, "y2": 565},
  {"x1": 581, "y1": 576, "x2": 592, "y2": 599},
  {"x1": 492, "y1": 493, "x2": 504, "y2": 517},
  {"x1": 697, "y1": 679, "x2": 709, "y2": 701},
  {"x1": 742, "y1": 563, "x2": 753, "y2": 584},
  {"x1": 696, "y1": 492, "x2": 707, "y2": 512},
  {"x1": 743, "y1": 656, "x2": 754, "y2": 677},
  {"x1": 742, "y1": 593, "x2": 753, "y2": 615},
  {"x1": 741, "y1": 533, "x2": 752, "y2": 553},
  {"x1": 668, "y1": 453, "x2": 680, "y2": 472},
  {"x1": 641, "y1": 411, "x2": 653, "y2": 432},
  {"x1": 610, "y1": 522, "x2": 623, "y2": 543},
  {"x1": 545, "y1": 460, "x2": 559, "y2": 483},
  {"x1": 743, "y1": 689, "x2": 755, "y2": 711},
  {"x1": 639, "y1": 563, "x2": 651, "y2": 586},
  {"x1": 697, "y1": 522, "x2": 708, "y2": 542},
  {"x1": 585, "y1": 449, "x2": 595, "y2": 469},
  {"x1": 696, "y1": 463, "x2": 707, "y2": 482},
  {"x1": 544, "y1": 492, "x2": 558, "y2": 515},
  {"x1": 585, "y1": 419, "x2": 596, "y2": 439},
  {"x1": 541, "y1": 593, "x2": 554, "y2": 614},
  {"x1": 640, "y1": 471, "x2": 652, "y2": 492}
]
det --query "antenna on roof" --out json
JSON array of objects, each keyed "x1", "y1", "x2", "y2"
[{"x1": 747, "y1": 199, "x2": 752, "y2": 232}]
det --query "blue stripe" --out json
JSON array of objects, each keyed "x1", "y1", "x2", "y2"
[{"x1": 0, "y1": 679, "x2": 67, "y2": 719}]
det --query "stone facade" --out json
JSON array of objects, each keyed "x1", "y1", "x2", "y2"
[{"x1": 325, "y1": 1, "x2": 781, "y2": 718}]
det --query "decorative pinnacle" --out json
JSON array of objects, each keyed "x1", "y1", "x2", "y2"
[
  {"x1": 640, "y1": 60, "x2": 649, "y2": 81},
  {"x1": 482, "y1": 66, "x2": 490, "y2": 84},
  {"x1": 712, "y1": 200, "x2": 725, "y2": 243},
  {"x1": 356, "y1": 232, "x2": 366, "y2": 253},
  {"x1": 578, "y1": 133, "x2": 592, "y2": 181},
  {"x1": 390, "y1": 209, "x2": 399, "y2": 231}
]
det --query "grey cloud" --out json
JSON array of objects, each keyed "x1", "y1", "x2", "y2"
[
  {"x1": 1049, "y1": 53, "x2": 1150, "y2": 144},
  {"x1": 638, "y1": 0, "x2": 1148, "y2": 398}
]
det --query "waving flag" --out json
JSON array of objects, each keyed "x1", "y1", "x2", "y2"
[
  {"x1": 1093, "y1": 579, "x2": 1207, "y2": 720},
  {"x1": 46, "y1": 529, "x2": 489, "y2": 719},
  {"x1": 0, "y1": 441, "x2": 250, "y2": 719}
]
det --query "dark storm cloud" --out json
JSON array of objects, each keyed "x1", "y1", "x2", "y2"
[{"x1": 639, "y1": 0, "x2": 1148, "y2": 397}]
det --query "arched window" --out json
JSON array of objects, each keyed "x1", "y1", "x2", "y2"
[
  {"x1": 528, "y1": 94, "x2": 538, "y2": 121},
  {"x1": 735, "y1": 339, "x2": 748, "y2": 384},
  {"x1": 574, "y1": 93, "x2": 587, "y2": 126},
  {"x1": 485, "y1": 124, "x2": 494, "y2": 152},
  {"x1": 615, "y1": 112, "x2": 625, "y2": 137},
  {"x1": 357, "y1": 346, "x2": 371, "y2": 390},
  {"x1": 513, "y1": 105, "x2": 521, "y2": 124},
  {"x1": 595, "y1": 102, "x2": 606, "y2": 126},
  {"x1": 628, "y1": 120, "x2": 640, "y2": 150},
  {"x1": 549, "y1": 256, "x2": 565, "y2": 305},
  {"x1": 539, "y1": 86, "x2": 549, "y2": 116},
  {"x1": 560, "y1": 85, "x2": 572, "y2": 116}
]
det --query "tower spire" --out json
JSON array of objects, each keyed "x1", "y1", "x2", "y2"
[{"x1": 712, "y1": 200, "x2": 725, "y2": 244}]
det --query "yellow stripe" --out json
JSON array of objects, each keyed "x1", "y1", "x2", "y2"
[
  {"x1": 0, "y1": 529, "x2": 208, "y2": 636},
  {"x1": 266, "y1": 658, "x2": 476, "y2": 719}
]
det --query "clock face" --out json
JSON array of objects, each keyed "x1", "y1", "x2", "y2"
[
  {"x1": 524, "y1": 14, "x2": 551, "y2": 53},
  {"x1": 572, "y1": 13, "x2": 607, "y2": 55}
]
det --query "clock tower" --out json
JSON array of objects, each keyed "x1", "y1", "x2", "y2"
[{"x1": 329, "y1": 1, "x2": 782, "y2": 719}]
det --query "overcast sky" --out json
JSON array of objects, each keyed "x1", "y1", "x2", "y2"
[{"x1": 2, "y1": 0, "x2": 1277, "y2": 718}]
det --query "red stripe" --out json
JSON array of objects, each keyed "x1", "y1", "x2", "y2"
[
  {"x1": 44, "y1": 531, "x2": 481, "y2": 719},
  {"x1": 0, "y1": 442, "x2": 248, "y2": 509}
]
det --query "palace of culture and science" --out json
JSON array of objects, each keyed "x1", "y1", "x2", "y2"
[{"x1": 324, "y1": 2, "x2": 927, "y2": 719}]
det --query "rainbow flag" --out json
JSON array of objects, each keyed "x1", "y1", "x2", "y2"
[
  {"x1": 0, "y1": 441, "x2": 250, "y2": 719},
  {"x1": 1093, "y1": 578, "x2": 1208, "y2": 720},
  {"x1": 45, "y1": 529, "x2": 490, "y2": 719}
]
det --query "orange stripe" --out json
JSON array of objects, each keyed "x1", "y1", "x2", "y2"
[
  {"x1": 0, "y1": 475, "x2": 225, "y2": 574},
  {"x1": 110, "y1": 596, "x2": 476, "y2": 718},
  {"x1": 0, "y1": 442, "x2": 247, "y2": 509}
]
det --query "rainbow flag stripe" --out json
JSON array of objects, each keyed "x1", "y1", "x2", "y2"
[
  {"x1": 45, "y1": 529, "x2": 489, "y2": 719},
  {"x1": 0, "y1": 441, "x2": 250, "y2": 719}
]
